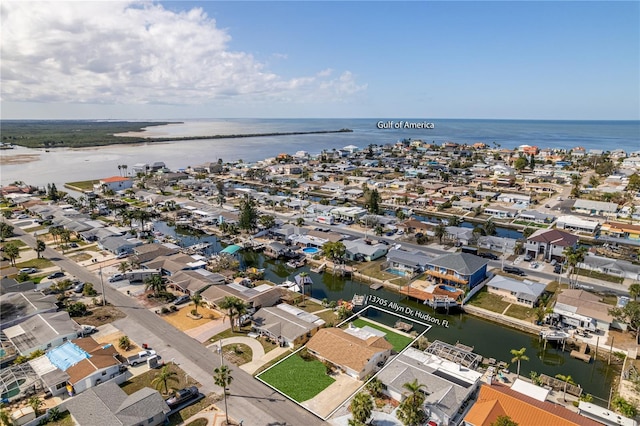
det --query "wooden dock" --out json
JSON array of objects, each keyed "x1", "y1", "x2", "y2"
[
  {"x1": 370, "y1": 283, "x2": 383, "y2": 290},
  {"x1": 394, "y1": 320, "x2": 413, "y2": 332},
  {"x1": 311, "y1": 263, "x2": 326, "y2": 273}
]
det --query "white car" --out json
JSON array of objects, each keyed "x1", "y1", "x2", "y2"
[{"x1": 19, "y1": 267, "x2": 37, "y2": 274}]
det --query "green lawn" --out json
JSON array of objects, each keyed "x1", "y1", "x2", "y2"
[
  {"x1": 14, "y1": 258, "x2": 55, "y2": 270},
  {"x1": 1, "y1": 240, "x2": 27, "y2": 248},
  {"x1": 576, "y1": 268, "x2": 624, "y2": 284},
  {"x1": 352, "y1": 318, "x2": 413, "y2": 352},
  {"x1": 120, "y1": 362, "x2": 199, "y2": 396},
  {"x1": 504, "y1": 304, "x2": 535, "y2": 321},
  {"x1": 65, "y1": 180, "x2": 101, "y2": 191},
  {"x1": 258, "y1": 354, "x2": 335, "y2": 402},
  {"x1": 466, "y1": 288, "x2": 511, "y2": 314}
]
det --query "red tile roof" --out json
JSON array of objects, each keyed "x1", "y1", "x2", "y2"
[{"x1": 100, "y1": 176, "x2": 131, "y2": 183}]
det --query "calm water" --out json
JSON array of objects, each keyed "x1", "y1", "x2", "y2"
[
  {"x1": 2, "y1": 118, "x2": 638, "y2": 189},
  {"x1": 152, "y1": 221, "x2": 618, "y2": 402}
]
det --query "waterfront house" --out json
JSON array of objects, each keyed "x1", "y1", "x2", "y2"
[
  {"x1": 485, "y1": 275, "x2": 546, "y2": 307},
  {"x1": 131, "y1": 243, "x2": 179, "y2": 264},
  {"x1": 600, "y1": 221, "x2": 640, "y2": 242},
  {"x1": 463, "y1": 383, "x2": 602, "y2": 426},
  {"x1": 201, "y1": 283, "x2": 283, "y2": 313},
  {"x1": 525, "y1": 228, "x2": 579, "y2": 262},
  {"x1": 168, "y1": 269, "x2": 226, "y2": 295},
  {"x1": 66, "y1": 381, "x2": 170, "y2": 426},
  {"x1": 263, "y1": 241, "x2": 289, "y2": 259},
  {"x1": 94, "y1": 176, "x2": 133, "y2": 193},
  {"x1": 251, "y1": 303, "x2": 325, "y2": 348},
  {"x1": 476, "y1": 236, "x2": 517, "y2": 255},
  {"x1": 517, "y1": 210, "x2": 556, "y2": 224},
  {"x1": 98, "y1": 235, "x2": 143, "y2": 255},
  {"x1": 555, "y1": 215, "x2": 600, "y2": 234},
  {"x1": 445, "y1": 226, "x2": 475, "y2": 246},
  {"x1": 483, "y1": 206, "x2": 519, "y2": 218},
  {"x1": 385, "y1": 248, "x2": 433, "y2": 278},
  {"x1": 343, "y1": 238, "x2": 389, "y2": 262},
  {"x1": 377, "y1": 346, "x2": 482, "y2": 426},
  {"x1": 305, "y1": 326, "x2": 393, "y2": 380},
  {"x1": 553, "y1": 289, "x2": 614, "y2": 332},
  {"x1": 423, "y1": 253, "x2": 489, "y2": 290}
]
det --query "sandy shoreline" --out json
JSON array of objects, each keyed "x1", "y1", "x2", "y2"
[{"x1": 0, "y1": 153, "x2": 41, "y2": 166}]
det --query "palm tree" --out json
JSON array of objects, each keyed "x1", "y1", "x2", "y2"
[
  {"x1": 213, "y1": 364, "x2": 233, "y2": 425},
  {"x1": 349, "y1": 391, "x2": 373, "y2": 425},
  {"x1": 365, "y1": 376, "x2": 383, "y2": 398},
  {"x1": 151, "y1": 365, "x2": 179, "y2": 395},
  {"x1": 3, "y1": 242, "x2": 20, "y2": 266},
  {"x1": 28, "y1": 396, "x2": 43, "y2": 417},
  {"x1": 396, "y1": 379, "x2": 426, "y2": 426},
  {"x1": 434, "y1": 223, "x2": 447, "y2": 244},
  {"x1": 510, "y1": 347, "x2": 529, "y2": 378},
  {"x1": 118, "y1": 261, "x2": 131, "y2": 274},
  {"x1": 628, "y1": 283, "x2": 640, "y2": 301},
  {"x1": 191, "y1": 293, "x2": 203, "y2": 315},
  {"x1": 563, "y1": 246, "x2": 588, "y2": 286},
  {"x1": 448, "y1": 215, "x2": 461, "y2": 227},
  {"x1": 35, "y1": 239, "x2": 46, "y2": 259},
  {"x1": 555, "y1": 374, "x2": 575, "y2": 402},
  {"x1": 484, "y1": 218, "x2": 497, "y2": 236},
  {"x1": 0, "y1": 407, "x2": 13, "y2": 426},
  {"x1": 144, "y1": 275, "x2": 165, "y2": 297},
  {"x1": 118, "y1": 335, "x2": 131, "y2": 350},
  {"x1": 219, "y1": 296, "x2": 245, "y2": 332}
]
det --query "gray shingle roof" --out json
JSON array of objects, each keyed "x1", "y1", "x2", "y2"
[{"x1": 427, "y1": 253, "x2": 488, "y2": 275}]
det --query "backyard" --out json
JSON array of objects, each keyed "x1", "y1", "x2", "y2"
[
  {"x1": 351, "y1": 318, "x2": 414, "y2": 352},
  {"x1": 257, "y1": 353, "x2": 335, "y2": 402},
  {"x1": 465, "y1": 287, "x2": 511, "y2": 314}
]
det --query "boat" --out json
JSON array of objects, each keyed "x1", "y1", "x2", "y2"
[
  {"x1": 394, "y1": 320, "x2": 413, "y2": 332},
  {"x1": 286, "y1": 258, "x2": 306, "y2": 268}
]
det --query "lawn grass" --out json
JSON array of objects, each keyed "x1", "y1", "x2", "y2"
[
  {"x1": 504, "y1": 304, "x2": 535, "y2": 321},
  {"x1": 209, "y1": 327, "x2": 278, "y2": 353},
  {"x1": 1, "y1": 239, "x2": 27, "y2": 248},
  {"x1": 15, "y1": 258, "x2": 54, "y2": 269},
  {"x1": 258, "y1": 354, "x2": 335, "y2": 402},
  {"x1": 66, "y1": 180, "x2": 101, "y2": 191},
  {"x1": 466, "y1": 288, "x2": 511, "y2": 314},
  {"x1": 576, "y1": 268, "x2": 624, "y2": 284},
  {"x1": 352, "y1": 318, "x2": 413, "y2": 352},
  {"x1": 46, "y1": 410, "x2": 74, "y2": 426},
  {"x1": 184, "y1": 418, "x2": 209, "y2": 426},
  {"x1": 120, "y1": 362, "x2": 199, "y2": 396},
  {"x1": 222, "y1": 343, "x2": 253, "y2": 365}
]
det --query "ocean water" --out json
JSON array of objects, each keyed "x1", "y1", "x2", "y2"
[{"x1": 1, "y1": 118, "x2": 638, "y2": 188}]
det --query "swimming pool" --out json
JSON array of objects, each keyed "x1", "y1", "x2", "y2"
[
  {"x1": 438, "y1": 284, "x2": 458, "y2": 292},
  {"x1": 302, "y1": 247, "x2": 320, "y2": 254},
  {"x1": 386, "y1": 268, "x2": 408, "y2": 277}
]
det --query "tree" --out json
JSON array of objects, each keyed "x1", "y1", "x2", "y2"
[
  {"x1": 28, "y1": 396, "x2": 43, "y2": 417},
  {"x1": 483, "y1": 218, "x2": 497, "y2": 236},
  {"x1": 529, "y1": 155, "x2": 535, "y2": 170},
  {"x1": 0, "y1": 222, "x2": 14, "y2": 240},
  {"x1": 492, "y1": 415, "x2": 519, "y2": 426},
  {"x1": 396, "y1": 379, "x2": 426, "y2": 426},
  {"x1": 366, "y1": 189, "x2": 381, "y2": 214},
  {"x1": 151, "y1": 365, "x2": 179, "y2": 394},
  {"x1": 322, "y1": 241, "x2": 346, "y2": 263},
  {"x1": 611, "y1": 395, "x2": 638, "y2": 418},
  {"x1": 609, "y1": 301, "x2": 640, "y2": 343},
  {"x1": 554, "y1": 374, "x2": 575, "y2": 402},
  {"x1": 628, "y1": 283, "x2": 640, "y2": 301},
  {"x1": 219, "y1": 296, "x2": 246, "y2": 332},
  {"x1": 67, "y1": 301, "x2": 87, "y2": 317},
  {"x1": 0, "y1": 406, "x2": 14, "y2": 426},
  {"x1": 238, "y1": 195, "x2": 258, "y2": 232},
  {"x1": 144, "y1": 275, "x2": 165, "y2": 297},
  {"x1": 118, "y1": 261, "x2": 131, "y2": 274},
  {"x1": 35, "y1": 239, "x2": 46, "y2": 258},
  {"x1": 365, "y1": 376, "x2": 383, "y2": 398},
  {"x1": 296, "y1": 217, "x2": 305, "y2": 227},
  {"x1": 448, "y1": 215, "x2": 461, "y2": 227},
  {"x1": 563, "y1": 246, "x2": 588, "y2": 285},
  {"x1": 3, "y1": 242, "x2": 20, "y2": 266},
  {"x1": 434, "y1": 223, "x2": 447, "y2": 244},
  {"x1": 349, "y1": 391, "x2": 373, "y2": 425},
  {"x1": 627, "y1": 173, "x2": 640, "y2": 192},
  {"x1": 510, "y1": 347, "x2": 529, "y2": 378},
  {"x1": 259, "y1": 214, "x2": 276, "y2": 230},
  {"x1": 514, "y1": 157, "x2": 528, "y2": 171},
  {"x1": 191, "y1": 293, "x2": 203, "y2": 316},
  {"x1": 118, "y1": 335, "x2": 131, "y2": 350},
  {"x1": 60, "y1": 228, "x2": 72, "y2": 253},
  {"x1": 213, "y1": 364, "x2": 233, "y2": 425}
]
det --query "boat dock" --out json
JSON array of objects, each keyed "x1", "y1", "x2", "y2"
[
  {"x1": 570, "y1": 341, "x2": 592, "y2": 363},
  {"x1": 311, "y1": 263, "x2": 326, "y2": 273},
  {"x1": 394, "y1": 320, "x2": 413, "y2": 332},
  {"x1": 370, "y1": 283, "x2": 383, "y2": 290}
]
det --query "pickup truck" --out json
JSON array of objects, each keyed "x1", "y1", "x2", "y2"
[
  {"x1": 79, "y1": 325, "x2": 97, "y2": 336},
  {"x1": 127, "y1": 350, "x2": 157, "y2": 366}
]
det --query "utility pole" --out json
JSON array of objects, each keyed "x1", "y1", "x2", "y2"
[{"x1": 99, "y1": 265, "x2": 106, "y2": 306}]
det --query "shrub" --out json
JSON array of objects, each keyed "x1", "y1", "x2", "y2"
[
  {"x1": 190, "y1": 309, "x2": 199, "y2": 316},
  {"x1": 118, "y1": 335, "x2": 131, "y2": 350},
  {"x1": 83, "y1": 283, "x2": 98, "y2": 296},
  {"x1": 67, "y1": 301, "x2": 88, "y2": 317},
  {"x1": 161, "y1": 306, "x2": 170, "y2": 314},
  {"x1": 170, "y1": 305, "x2": 178, "y2": 311}
]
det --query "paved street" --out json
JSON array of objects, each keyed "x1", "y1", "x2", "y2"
[{"x1": 12, "y1": 227, "x2": 325, "y2": 426}]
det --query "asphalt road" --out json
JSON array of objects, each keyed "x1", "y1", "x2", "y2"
[{"x1": 13, "y1": 227, "x2": 324, "y2": 426}]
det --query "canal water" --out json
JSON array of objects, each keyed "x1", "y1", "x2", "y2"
[{"x1": 154, "y1": 221, "x2": 616, "y2": 403}]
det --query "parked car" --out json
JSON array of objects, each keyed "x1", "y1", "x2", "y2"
[
  {"x1": 19, "y1": 267, "x2": 37, "y2": 274},
  {"x1": 116, "y1": 252, "x2": 130, "y2": 259},
  {"x1": 523, "y1": 254, "x2": 533, "y2": 262},
  {"x1": 174, "y1": 295, "x2": 190, "y2": 305},
  {"x1": 47, "y1": 271, "x2": 65, "y2": 279},
  {"x1": 109, "y1": 273, "x2": 124, "y2": 283},
  {"x1": 550, "y1": 259, "x2": 557, "y2": 266},
  {"x1": 479, "y1": 252, "x2": 498, "y2": 260},
  {"x1": 503, "y1": 266, "x2": 526, "y2": 276},
  {"x1": 166, "y1": 386, "x2": 199, "y2": 408},
  {"x1": 80, "y1": 325, "x2": 97, "y2": 335},
  {"x1": 73, "y1": 282, "x2": 85, "y2": 293},
  {"x1": 69, "y1": 242, "x2": 79, "y2": 248},
  {"x1": 554, "y1": 264, "x2": 562, "y2": 274}
]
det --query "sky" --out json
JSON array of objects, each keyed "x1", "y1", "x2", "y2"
[{"x1": 1, "y1": 1, "x2": 639, "y2": 120}]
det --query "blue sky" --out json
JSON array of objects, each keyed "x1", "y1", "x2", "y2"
[{"x1": 1, "y1": 1, "x2": 638, "y2": 120}]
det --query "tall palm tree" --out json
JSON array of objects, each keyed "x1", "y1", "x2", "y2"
[
  {"x1": 151, "y1": 365, "x2": 179, "y2": 395},
  {"x1": 118, "y1": 261, "x2": 131, "y2": 274},
  {"x1": 4, "y1": 242, "x2": 20, "y2": 266},
  {"x1": 396, "y1": 379, "x2": 426, "y2": 426},
  {"x1": 144, "y1": 275, "x2": 165, "y2": 297},
  {"x1": 349, "y1": 391, "x2": 373, "y2": 425},
  {"x1": 434, "y1": 223, "x2": 447, "y2": 244},
  {"x1": 555, "y1": 374, "x2": 575, "y2": 402},
  {"x1": 213, "y1": 364, "x2": 233, "y2": 425},
  {"x1": 35, "y1": 239, "x2": 46, "y2": 259},
  {"x1": 484, "y1": 218, "x2": 497, "y2": 236},
  {"x1": 219, "y1": 296, "x2": 246, "y2": 332},
  {"x1": 510, "y1": 347, "x2": 529, "y2": 378}
]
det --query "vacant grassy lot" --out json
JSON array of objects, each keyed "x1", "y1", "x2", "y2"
[
  {"x1": 120, "y1": 362, "x2": 200, "y2": 396},
  {"x1": 504, "y1": 303, "x2": 535, "y2": 322},
  {"x1": 66, "y1": 180, "x2": 101, "y2": 191},
  {"x1": 14, "y1": 258, "x2": 54, "y2": 270},
  {"x1": 466, "y1": 288, "x2": 511, "y2": 314},
  {"x1": 351, "y1": 318, "x2": 413, "y2": 352},
  {"x1": 258, "y1": 354, "x2": 335, "y2": 402}
]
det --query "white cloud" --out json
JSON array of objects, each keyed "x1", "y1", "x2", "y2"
[{"x1": 0, "y1": 1, "x2": 365, "y2": 107}]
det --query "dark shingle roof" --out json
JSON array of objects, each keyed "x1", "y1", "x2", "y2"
[{"x1": 428, "y1": 253, "x2": 488, "y2": 275}]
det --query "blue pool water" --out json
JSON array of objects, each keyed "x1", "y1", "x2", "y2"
[
  {"x1": 386, "y1": 268, "x2": 408, "y2": 277},
  {"x1": 302, "y1": 247, "x2": 320, "y2": 254},
  {"x1": 438, "y1": 284, "x2": 458, "y2": 292}
]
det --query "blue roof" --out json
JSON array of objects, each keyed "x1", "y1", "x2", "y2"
[
  {"x1": 220, "y1": 244, "x2": 242, "y2": 255},
  {"x1": 46, "y1": 341, "x2": 89, "y2": 371}
]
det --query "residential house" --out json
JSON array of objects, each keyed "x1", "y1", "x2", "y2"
[
  {"x1": 553, "y1": 289, "x2": 614, "y2": 332},
  {"x1": 463, "y1": 383, "x2": 601, "y2": 426},
  {"x1": 343, "y1": 238, "x2": 389, "y2": 262},
  {"x1": 0, "y1": 291, "x2": 58, "y2": 330},
  {"x1": 578, "y1": 253, "x2": 640, "y2": 283},
  {"x1": 98, "y1": 235, "x2": 143, "y2": 255},
  {"x1": 378, "y1": 346, "x2": 482, "y2": 426},
  {"x1": 517, "y1": 210, "x2": 556, "y2": 224},
  {"x1": 263, "y1": 241, "x2": 290, "y2": 259},
  {"x1": 445, "y1": 226, "x2": 475, "y2": 246},
  {"x1": 3, "y1": 311, "x2": 81, "y2": 356},
  {"x1": 201, "y1": 283, "x2": 284, "y2": 314},
  {"x1": 131, "y1": 243, "x2": 179, "y2": 264},
  {"x1": 385, "y1": 248, "x2": 433, "y2": 278},
  {"x1": 252, "y1": 304, "x2": 325, "y2": 347},
  {"x1": 573, "y1": 199, "x2": 618, "y2": 217},
  {"x1": 142, "y1": 253, "x2": 204, "y2": 277},
  {"x1": 423, "y1": 253, "x2": 489, "y2": 290},
  {"x1": 66, "y1": 381, "x2": 170, "y2": 426},
  {"x1": 305, "y1": 326, "x2": 393, "y2": 380},
  {"x1": 476, "y1": 236, "x2": 517, "y2": 255},
  {"x1": 485, "y1": 275, "x2": 546, "y2": 307},
  {"x1": 525, "y1": 229, "x2": 579, "y2": 262},
  {"x1": 555, "y1": 215, "x2": 600, "y2": 234},
  {"x1": 600, "y1": 221, "x2": 640, "y2": 242},
  {"x1": 169, "y1": 269, "x2": 226, "y2": 295},
  {"x1": 483, "y1": 206, "x2": 519, "y2": 218},
  {"x1": 95, "y1": 177, "x2": 133, "y2": 192}
]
